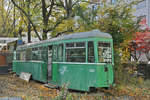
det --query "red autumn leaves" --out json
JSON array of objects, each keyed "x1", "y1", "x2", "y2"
[
  {"x1": 132, "y1": 31, "x2": 150, "y2": 52},
  {"x1": 130, "y1": 18, "x2": 150, "y2": 61}
]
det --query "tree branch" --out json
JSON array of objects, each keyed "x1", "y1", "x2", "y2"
[
  {"x1": 46, "y1": 16, "x2": 68, "y2": 33},
  {"x1": 11, "y1": 0, "x2": 42, "y2": 41},
  {"x1": 72, "y1": 0, "x2": 80, "y2": 7},
  {"x1": 41, "y1": 0, "x2": 47, "y2": 21},
  {"x1": 47, "y1": 0, "x2": 54, "y2": 18},
  {"x1": 58, "y1": 0, "x2": 66, "y2": 9}
]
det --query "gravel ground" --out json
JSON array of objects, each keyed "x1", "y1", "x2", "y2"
[{"x1": 0, "y1": 74, "x2": 58, "y2": 100}]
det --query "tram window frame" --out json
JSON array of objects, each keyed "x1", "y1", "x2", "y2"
[
  {"x1": 98, "y1": 42, "x2": 112, "y2": 63},
  {"x1": 65, "y1": 42, "x2": 86, "y2": 62},
  {"x1": 88, "y1": 41, "x2": 95, "y2": 63}
]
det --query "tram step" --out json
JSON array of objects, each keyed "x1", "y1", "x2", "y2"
[{"x1": 44, "y1": 83, "x2": 58, "y2": 89}]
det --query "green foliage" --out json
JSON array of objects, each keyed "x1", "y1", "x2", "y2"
[
  {"x1": 0, "y1": 0, "x2": 14, "y2": 37},
  {"x1": 11, "y1": 0, "x2": 86, "y2": 39},
  {"x1": 52, "y1": 0, "x2": 141, "y2": 46},
  {"x1": 97, "y1": 0, "x2": 141, "y2": 47},
  {"x1": 53, "y1": 84, "x2": 72, "y2": 100},
  {"x1": 73, "y1": 2, "x2": 99, "y2": 32},
  {"x1": 53, "y1": 84, "x2": 102, "y2": 100},
  {"x1": 91, "y1": 0, "x2": 142, "y2": 86},
  {"x1": 1, "y1": 0, "x2": 142, "y2": 42}
]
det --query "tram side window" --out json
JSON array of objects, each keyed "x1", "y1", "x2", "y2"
[
  {"x1": 88, "y1": 41, "x2": 94, "y2": 62},
  {"x1": 98, "y1": 42, "x2": 112, "y2": 63},
  {"x1": 16, "y1": 51, "x2": 20, "y2": 60},
  {"x1": 32, "y1": 48, "x2": 38, "y2": 60},
  {"x1": 66, "y1": 42, "x2": 86, "y2": 62},
  {"x1": 32, "y1": 47, "x2": 43, "y2": 61},
  {"x1": 37, "y1": 47, "x2": 42, "y2": 60},
  {"x1": 41, "y1": 47, "x2": 48, "y2": 62},
  {"x1": 26, "y1": 48, "x2": 32, "y2": 60},
  {"x1": 20, "y1": 50, "x2": 26, "y2": 60},
  {"x1": 52, "y1": 44, "x2": 63, "y2": 62},
  {"x1": 58, "y1": 44, "x2": 63, "y2": 62},
  {"x1": 53, "y1": 45, "x2": 58, "y2": 61}
]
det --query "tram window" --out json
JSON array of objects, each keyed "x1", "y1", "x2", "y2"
[
  {"x1": 66, "y1": 43, "x2": 74, "y2": 47},
  {"x1": 66, "y1": 42, "x2": 86, "y2": 62},
  {"x1": 32, "y1": 47, "x2": 43, "y2": 61},
  {"x1": 20, "y1": 50, "x2": 26, "y2": 60},
  {"x1": 58, "y1": 44, "x2": 63, "y2": 62},
  {"x1": 32, "y1": 48, "x2": 38, "y2": 51},
  {"x1": 88, "y1": 41, "x2": 94, "y2": 62},
  {"x1": 53, "y1": 45, "x2": 58, "y2": 61},
  {"x1": 98, "y1": 42, "x2": 112, "y2": 63},
  {"x1": 32, "y1": 48, "x2": 38, "y2": 60},
  {"x1": 38, "y1": 47, "x2": 42, "y2": 60},
  {"x1": 26, "y1": 48, "x2": 32, "y2": 60},
  {"x1": 76, "y1": 42, "x2": 85, "y2": 47},
  {"x1": 16, "y1": 51, "x2": 20, "y2": 60},
  {"x1": 41, "y1": 47, "x2": 47, "y2": 62},
  {"x1": 39, "y1": 47, "x2": 43, "y2": 50}
]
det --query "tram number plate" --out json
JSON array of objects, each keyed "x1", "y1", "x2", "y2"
[{"x1": 19, "y1": 72, "x2": 31, "y2": 82}]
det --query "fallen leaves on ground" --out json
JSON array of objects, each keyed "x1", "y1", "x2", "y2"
[{"x1": 0, "y1": 74, "x2": 150, "y2": 100}]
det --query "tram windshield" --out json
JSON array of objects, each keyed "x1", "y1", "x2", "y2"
[{"x1": 98, "y1": 42, "x2": 112, "y2": 63}]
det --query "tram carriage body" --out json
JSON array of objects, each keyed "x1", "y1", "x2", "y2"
[{"x1": 13, "y1": 30, "x2": 114, "y2": 91}]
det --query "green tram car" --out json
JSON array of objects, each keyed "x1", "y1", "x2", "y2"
[{"x1": 13, "y1": 30, "x2": 114, "y2": 91}]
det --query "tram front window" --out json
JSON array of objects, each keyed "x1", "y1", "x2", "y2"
[{"x1": 98, "y1": 42, "x2": 112, "y2": 63}]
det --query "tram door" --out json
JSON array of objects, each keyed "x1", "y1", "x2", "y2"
[{"x1": 48, "y1": 45, "x2": 52, "y2": 80}]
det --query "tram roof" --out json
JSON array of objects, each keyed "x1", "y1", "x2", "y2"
[
  {"x1": 59, "y1": 29, "x2": 112, "y2": 40},
  {"x1": 18, "y1": 30, "x2": 112, "y2": 49}
]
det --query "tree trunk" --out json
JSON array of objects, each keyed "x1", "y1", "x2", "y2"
[
  {"x1": 13, "y1": 5, "x2": 17, "y2": 37},
  {"x1": 18, "y1": 27, "x2": 23, "y2": 38},
  {"x1": 27, "y1": 0, "x2": 31, "y2": 43},
  {"x1": 65, "y1": 0, "x2": 73, "y2": 18},
  {"x1": 42, "y1": 30, "x2": 47, "y2": 40},
  {"x1": 41, "y1": 0, "x2": 48, "y2": 40},
  {"x1": 27, "y1": 23, "x2": 31, "y2": 43}
]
